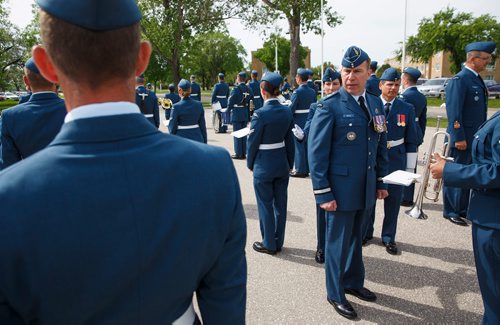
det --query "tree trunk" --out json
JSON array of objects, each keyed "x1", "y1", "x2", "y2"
[
  {"x1": 171, "y1": 1, "x2": 184, "y2": 84},
  {"x1": 288, "y1": 13, "x2": 301, "y2": 88}
]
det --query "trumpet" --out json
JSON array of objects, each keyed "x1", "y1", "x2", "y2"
[
  {"x1": 405, "y1": 116, "x2": 451, "y2": 220},
  {"x1": 158, "y1": 98, "x2": 173, "y2": 110}
]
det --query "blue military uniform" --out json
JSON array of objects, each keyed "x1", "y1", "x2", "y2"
[
  {"x1": 364, "y1": 68, "x2": 418, "y2": 250},
  {"x1": 163, "y1": 83, "x2": 181, "y2": 120},
  {"x1": 443, "y1": 41, "x2": 494, "y2": 223},
  {"x1": 211, "y1": 73, "x2": 230, "y2": 133},
  {"x1": 366, "y1": 61, "x2": 381, "y2": 96},
  {"x1": 308, "y1": 47, "x2": 389, "y2": 314},
  {"x1": 401, "y1": 67, "x2": 427, "y2": 205},
  {"x1": 289, "y1": 68, "x2": 317, "y2": 176},
  {"x1": 248, "y1": 70, "x2": 263, "y2": 113},
  {"x1": 442, "y1": 110, "x2": 500, "y2": 324},
  {"x1": 0, "y1": 2, "x2": 246, "y2": 324},
  {"x1": 18, "y1": 92, "x2": 32, "y2": 104},
  {"x1": 169, "y1": 79, "x2": 207, "y2": 143},
  {"x1": 135, "y1": 81, "x2": 160, "y2": 128},
  {"x1": 281, "y1": 78, "x2": 292, "y2": 100},
  {"x1": 303, "y1": 67, "x2": 340, "y2": 262},
  {"x1": 0, "y1": 57, "x2": 66, "y2": 170},
  {"x1": 190, "y1": 76, "x2": 201, "y2": 101},
  {"x1": 247, "y1": 72, "x2": 294, "y2": 253},
  {"x1": 228, "y1": 72, "x2": 253, "y2": 158}
]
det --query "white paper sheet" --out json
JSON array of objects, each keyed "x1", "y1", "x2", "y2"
[
  {"x1": 382, "y1": 170, "x2": 421, "y2": 187},
  {"x1": 232, "y1": 127, "x2": 250, "y2": 138}
]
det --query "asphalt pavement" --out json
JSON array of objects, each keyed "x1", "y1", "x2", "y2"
[{"x1": 160, "y1": 108, "x2": 484, "y2": 324}]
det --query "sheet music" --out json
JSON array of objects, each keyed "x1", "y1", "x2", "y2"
[
  {"x1": 231, "y1": 127, "x2": 250, "y2": 138},
  {"x1": 382, "y1": 170, "x2": 421, "y2": 187}
]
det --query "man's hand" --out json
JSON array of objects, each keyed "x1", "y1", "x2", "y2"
[
  {"x1": 377, "y1": 189, "x2": 389, "y2": 200},
  {"x1": 429, "y1": 152, "x2": 446, "y2": 179},
  {"x1": 455, "y1": 140, "x2": 467, "y2": 151},
  {"x1": 320, "y1": 200, "x2": 337, "y2": 211}
]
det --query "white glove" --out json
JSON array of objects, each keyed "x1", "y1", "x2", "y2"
[{"x1": 292, "y1": 124, "x2": 304, "y2": 141}]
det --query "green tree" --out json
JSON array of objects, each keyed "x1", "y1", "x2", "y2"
[
  {"x1": 311, "y1": 61, "x2": 336, "y2": 80},
  {"x1": 0, "y1": 1, "x2": 23, "y2": 90},
  {"x1": 241, "y1": 0, "x2": 342, "y2": 85},
  {"x1": 253, "y1": 34, "x2": 307, "y2": 77},
  {"x1": 139, "y1": 0, "x2": 250, "y2": 84},
  {"x1": 406, "y1": 7, "x2": 500, "y2": 74},
  {"x1": 183, "y1": 32, "x2": 246, "y2": 89}
]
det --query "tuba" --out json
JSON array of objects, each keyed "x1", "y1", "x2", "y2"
[
  {"x1": 405, "y1": 116, "x2": 452, "y2": 220},
  {"x1": 158, "y1": 98, "x2": 173, "y2": 110}
]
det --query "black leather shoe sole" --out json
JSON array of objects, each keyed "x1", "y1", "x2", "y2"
[
  {"x1": 400, "y1": 200, "x2": 414, "y2": 207},
  {"x1": 289, "y1": 171, "x2": 308, "y2": 178},
  {"x1": 327, "y1": 298, "x2": 357, "y2": 319},
  {"x1": 231, "y1": 155, "x2": 245, "y2": 160},
  {"x1": 445, "y1": 216, "x2": 468, "y2": 226},
  {"x1": 345, "y1": 288, "x2": 377, "y2": 302},
  {"x1": 315, "y1": 249, "x2": 325, "y2": 264},
  {"x1": 383, "y1": 242, "x2": 398, "y2": 255},
  {"x1": 252, "y1": 242, "x2": 276, "y2": 255}
]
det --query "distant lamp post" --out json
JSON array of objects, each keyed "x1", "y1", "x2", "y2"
[
  {"x1": 402, "y1": 0, "x2": 408, "y2": 72},
  {"x1": 321, "y1": 0, "x2": 324, "y2": 97}
]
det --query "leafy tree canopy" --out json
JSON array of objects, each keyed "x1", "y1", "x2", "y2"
[{"x1": 254, "y1": 34, "x2": 307, "y2": 77}]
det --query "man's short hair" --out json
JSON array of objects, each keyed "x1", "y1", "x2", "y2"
[
  {"x1": 403, "y1": 73, "x2": 417, "y2": 84},
  {"x1": 260, "y1": 80, "x2": 280, "y2": 96},
  {"x1": 25, "y1": 67, "x2": 54, "y2": 90},
  {"x1": 39, "y1": 11, "x2": 140, "y2": 87}
]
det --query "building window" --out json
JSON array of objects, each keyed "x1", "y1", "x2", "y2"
[{"x1": 435, "y1": 63, "x2": 441, "y2": 72}]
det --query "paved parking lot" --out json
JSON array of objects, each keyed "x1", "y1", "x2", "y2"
[{"x1": 161, "y1": 109, "x2": 484, "y2": 324}]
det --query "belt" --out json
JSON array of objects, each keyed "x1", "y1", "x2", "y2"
[
  {"x1": 295, "y1": 109, "x2": 309, "y2": 114},
  {"x1": 216, "y1": 95, "x2": 226, "y2": 99},
  {"x1": 143, "y1": 114, "x2": 153, "y2": 118},
  {"x1": 190, "y1": 94, "x2": 199, "y2": 97},
  {"x1": 177, "y1": 124, "x2": 199, "y2": 130},
  {"x1": 259, "y1": 141, "x2": 285, "y2": 150},
  {"x1": 387, "y1": 138, "x2": 404, "y2": 149},
  {"x1": 415, "y1": 117, "x2": 419, "y2": 122},
  {"x1": 253, "y1": 96, "x2": 261, "y2": 99},
  {"x1": 234, "y1": 105, "x2": 245, "y2": 108},
  {"x1": 173, "y1": 303, "x2": 196, "y2": 325}
]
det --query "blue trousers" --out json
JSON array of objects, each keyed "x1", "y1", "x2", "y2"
[
  {"x1": 254, "y1": 176, "x2": 289, "y2": 251},
  {"x1": 443, "y1": 148, "x2": 471, "y2": 218},
  {"x1": 316, "y1": 205, "x2": 326, "y2": 250},
  {"x1": 164, "y1": 108, "x2": 172, "y2": 120},
  {"x1": 363, "y1": 204, "x2": 376, "y2": 240},
  {"x1": 381, "y1": 183, "x2": 403, "y2": 244},
  {"x1": 293, "y1": 137, "x2": 308, "y2": 174},
  {"x1": 232, "y1": 121, "x2": 247, "y2": 157},
  {"x1": 472, "y1": 224, "x2": 500, "y2": 325},
  {"x1": 325, "y1": 209, "x2": 367, "y2": 303}
]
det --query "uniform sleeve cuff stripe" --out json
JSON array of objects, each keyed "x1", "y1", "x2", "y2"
[{"x1": 314, "y1": 188, "x2": 331, "y2": 195}]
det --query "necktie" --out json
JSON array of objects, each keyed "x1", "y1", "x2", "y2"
[
  {"x1": 358, "y1": 96, "x2": 370, "y2": 120},
  {"x1": 384, "y1": 102, "x2": 391, "y2": 116}
]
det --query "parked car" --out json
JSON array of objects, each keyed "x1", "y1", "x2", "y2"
[
  {"x1": 484, "y1": 79, "x2": 497, "y2": 88},
  {"x1": 417, "y1": 78, "x2": 450, "y2": 99},
  {"x1": 0, "y1": 92, "x2": 5, "y2": 101},
  {"x1": 3, "y1": 92, "x2": 20, "y2": 101},
  {"x1": 487, "y1": 83, "x2": 500, "y2": 99},
  {"x1": 416, "y1": 78, "x2": 427, "y2": 86}
]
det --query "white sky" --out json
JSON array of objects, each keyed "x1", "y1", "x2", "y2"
[{"x1": 7, "y1": 0, "x2": 500, "y2": 68}]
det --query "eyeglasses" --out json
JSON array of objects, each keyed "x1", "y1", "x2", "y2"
[{"x1": 475, "y1": 55, "x2": 492, "y2": 62}]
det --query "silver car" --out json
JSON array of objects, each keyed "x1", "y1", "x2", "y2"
[{"x1": 418, "y1": 78, "x2": 449, "y2": 99}]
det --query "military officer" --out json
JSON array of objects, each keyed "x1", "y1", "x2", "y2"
[
  {"x1": 18, "y1": 91, "x2": 32, "y2": 104},
  {"x1": 289, "y1": 68, "x2": 317, "y2": 177},
  {"x1": 401, "y1": 67, "x2": 428, "y2": 207},
  {"x1": 247, "y1": 72, "x2": 295, "y2": 255},
  {"x1": 163, "y1": 83, "x2": 181, "y2": 120},
  {"x1": 295, "y1": 67, "x2": 341, "y2": 263},
  {"x1": 0, "y1": 1, "x2": 247, "y2": 323},
  {"x1": 135, "y1": 74, "x2": 159, "y2": 128},
  {"x1": 281, "y1": 77, "x2": 292, "y2": 100},
  {"x1": 248, "y1": 70, "x2": 263, "y2": 113},
  {"x1": 308, "y1": 46, "x2": 389, "y2": 319},
  {"x1": 443, "y1": 41, "x2": 495, "y2": 226},
  {"x1": 430, "y1": 111, "x2": 500, "y2": 324},
  {"x1": 211, "y1": 72, "x2": 230, "y2": 133},
  {"x1": 0, "y1": 57, "x2": 66, "y2": 170},
  {"x1": 306, "y1": 68, "x2": 319, "y2": 94},
  {"x1": 169, "y1": 79, "x2": 207, "y2": 143},
  {"x1": 189, "y1": 74, "x2": 201, "y2": 101},
  {"x1": 228, "y1": 71, "x2": 253, "y2": 159},
  {"x1": 365, "y1": 60, "x2": 381, "y2": 96},
  {"x1": 363, "y1": 68, "x2": 418, "y2": 255}
]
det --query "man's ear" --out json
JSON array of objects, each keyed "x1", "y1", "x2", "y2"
[
  {"x1": 22, "y1": 75, "x2": 31, "y2": 91},
  {"x1": 135, "y1": 41, "x2": 152, "y2": 77},
  {"x1": 32, "y1": 45, "x2": 59, "y2": 84}
]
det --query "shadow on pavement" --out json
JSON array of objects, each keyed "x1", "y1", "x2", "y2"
[
  {"x1": 274, "y1": 246, "x2": 325, "y2": 269},
  {"x1": 398, "y1": 242, "x2": 475, "y2": 267}
]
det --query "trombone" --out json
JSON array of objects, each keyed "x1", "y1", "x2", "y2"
[{"x1": 405, "y1": 116, "x2": 452, "y2": 220}]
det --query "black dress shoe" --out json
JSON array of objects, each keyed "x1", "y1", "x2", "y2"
[
  {"x1": 231, "y1": 154, "x2": 245, "y2": 160},
  {"x1": 383, "y1": 241, "x2": 398, "y2": 255},
  {"x1": 362, "y1": 236, "x2": 373, "y2": 246},
  {"x1": 345, "y1": 287, "x2": 377, "y2": 302},
  {"x1": 400, "y1": 200, "x2": 414, "y2": 207},
  {"x1": 289, "y1": 171, "x2": 308, "y2": 178},
  {"x1": 252, "y1": 242, "x2": 276, "y2": 255},
  {"x1": 327, "y1": 298, "x2": 357, "y2": 319},
  {"x1": 315, "y1": 249, "x2": 325, "y2": 264},
  {"x1": 445, "y1": 216, "x2": 468, "y2": 226}
]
